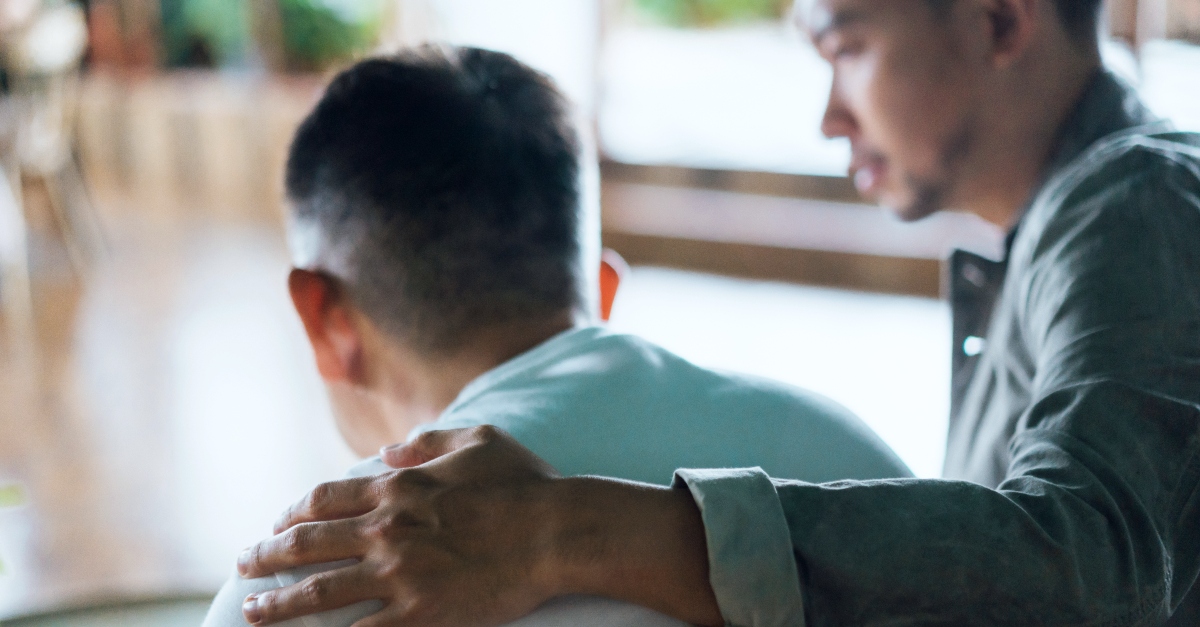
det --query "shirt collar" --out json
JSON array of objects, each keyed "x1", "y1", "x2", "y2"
[
  {"x1": 1004, "y1": 69, "x2": 1160, "y2": 253},
  {"x1": 1042, "y1": 69, "x2": 1159, "y2": 180},
  {"x1": 439, "y1": 325, "x2": 607, "y2": 416}
]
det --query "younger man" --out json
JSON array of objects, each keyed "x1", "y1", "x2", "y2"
[{"x1": 204, "y1": 45, "x2": 910, "y2": 627}]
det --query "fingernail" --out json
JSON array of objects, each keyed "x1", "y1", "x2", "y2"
[
  {"x1": 237, "y1": 548, "x2": 252, "y2": 576},
  {"x1": 380, "y1": 442, "x2": 404, "y2": 455},
  {"x1": 243, "y1": 594, "x2": 262, "y2": 625}
]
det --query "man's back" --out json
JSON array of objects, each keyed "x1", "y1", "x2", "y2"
[{"x1": 205, "y1": 327, "x2": 910, "y2": 626}]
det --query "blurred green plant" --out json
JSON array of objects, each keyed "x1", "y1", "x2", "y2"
[
  {"x1": 276, "y1": 0, "x2": 385, "y2": 72},
  {"x1": 629, "y1": 0, "x2": 791, "y2": 27},
  {"x1": 0, "y1": 484, "x2": 21, "y2": 508},
  {"x1": 162, "y1": 0, "x2": 251, "y2": 67},
  {"x1": 0, "y1": 483, "x2": 25, "y2": 575},
  {"x1": 160, "y1": 0, "x2": 383, "y2": 71}
]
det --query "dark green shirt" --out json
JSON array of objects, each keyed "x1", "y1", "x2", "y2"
[{"x1": 675, "y1": 71, "x2": 1200, "y2": 626}]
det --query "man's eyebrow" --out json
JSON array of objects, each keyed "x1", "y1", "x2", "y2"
[{"x1": 809, "y1": 9, "x2": 868, "y2": 44}]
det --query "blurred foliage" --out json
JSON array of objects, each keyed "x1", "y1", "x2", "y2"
[
  {"x1": 0, "y1": 483, "x2": 24, "y2": 508},
  {"x1": 160, "y1": 0, "x2": 383, "y2": 70},
  {"x1": 0, "y1": 483, "x2": 25, "y2": 573},
  {"x1": 162, "y1": 0, "x2": 250, "y2": 67},
  {"x1": 276, "y1": 0, "x2": 384, "y2": 72},
  {"x1": 629, "y1": 0, "x2": 791, "y2": 27}
]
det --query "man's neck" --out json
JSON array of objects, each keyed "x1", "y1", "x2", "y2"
[
  {"x1": 962, "y1": 43, "x2": 1102, "y2": 230},
  {"x1": 424, "y1": 312, "x2": 579, "y2": 410},
  {"x1": 374, "y1": 311, "x2": 580, "y2": 437}
]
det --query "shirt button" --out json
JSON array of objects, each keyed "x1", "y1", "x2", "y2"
[
  {"x1": 962, "y1": 263, "x2": 988, "y2": 289},
  {"x1": 963, "y1": 336, "x2": 987, "y2": 357}
]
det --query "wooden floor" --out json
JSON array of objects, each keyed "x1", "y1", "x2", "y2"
[{"x1": 0, "y1": 207, "x2": 357, "y2": 620}]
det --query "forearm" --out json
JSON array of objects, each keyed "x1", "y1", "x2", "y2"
[
  {"x1": 776, "y1": 385, "x2": 1199, "y2": 625},
  {"x1": 541, "y1": 477, "x2": 723, "y2": 627}
]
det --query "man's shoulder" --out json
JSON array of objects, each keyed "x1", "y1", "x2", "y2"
[
  {"x1": 1038, "y1": 127, "x2": 1200, "y2": 222},
  {"x1": 1018, "y1": 128, "x2": 1200, "y2": 268},
  {"x1": 1004, "y1": 128, "x2": 1200, "y2": 350},
  {"x1": 428, "y1": 330, "x2": 911, "y2": 482},
  {"x1": 466, "y1": 328, "x2": 854, "y2": 422}
]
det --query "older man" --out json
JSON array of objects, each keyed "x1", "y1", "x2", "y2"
[{"x1": 238, "y1": 1, "x2": 1200, "y2": 625}]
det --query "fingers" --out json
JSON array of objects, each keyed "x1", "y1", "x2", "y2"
[
  {"x1": 381, "y1": 426, "x2": 502, "y2": 468},
  {"x1": 274, "y1": 476, "x2": 380, "y2": 534},
  {"x1": 243, "y1": 562, "x2": 383, "y2": 626},
  {"x1": 239, "y1": 517, "x2": 368, "y2": 579}
]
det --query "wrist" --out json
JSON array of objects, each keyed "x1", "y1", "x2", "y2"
[{"x1": 533, "y1": 476, "x2": 723, "y2": 626}]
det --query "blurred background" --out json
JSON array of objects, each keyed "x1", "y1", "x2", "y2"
[{"x1": 0, "y1": 0, "x2": 1198, "y2": 623}]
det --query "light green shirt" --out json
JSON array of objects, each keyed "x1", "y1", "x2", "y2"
[
  {"x1": 411, "y1": 325, "x2": 910, "y2": 485},
  {"x1": 205, "y1": 326, "x2": 911, "y2": 627}
]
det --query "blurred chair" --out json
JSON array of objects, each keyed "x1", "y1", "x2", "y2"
[
  {"x1": 0, "y1": 91, "x2": 35, "y2": 360},
  {"x1": 4, "y1": 1, "x2": 104, "y2": 269},
  {"x1": 0, "y1": 0, "x2": 104, "y2": 354}
]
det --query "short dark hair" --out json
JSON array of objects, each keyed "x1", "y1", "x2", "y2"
[
  {"x1": 1051, "y1": 0, "x2": 1103, "y2": 42},
  {"x1": 286, "y1": 46, "x2": 582, "y2": 354},
  {"x1": 927, "y1": 0, "x2": 1103, "y2": 43}
]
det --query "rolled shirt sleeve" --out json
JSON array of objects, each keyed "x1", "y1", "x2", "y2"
[
  {"x1": 673, "y1": 468, "x2": 806, "y2": 627},
  {"x1": 672, "y1": 128, "x2": 1200, "y2": 624}
]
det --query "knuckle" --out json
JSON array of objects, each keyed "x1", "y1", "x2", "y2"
[
  {"x1": 247, "y1": 543, "x2": 264, "y2": 567},
  {"x1": 282, "y1": 526, "x2": 310, "y2": 557},
  {"x1": 471, "y1": 424, "x2": 502, "y2": 442},
  {"x1": 306, "y1": 482, "x2": 335, "y2": 512},
  {"x1": 382, "y1": 469, "x2": 407, "y2": 489},
  {"x1": 299, "y1": 576, "x2": 331, "y2": 606},
  {"x1": 274, "y1": 508, "x2": 296, "y2": 532},
  {"x1": 245, "y1": 541, "x2": 271, "y2": 575},
  {"x1": 361, "y1": 518, "x2": 388, "y2": 542},
  {"x1": 388, "y1": 467, "x2": 434, "y2": 491},
  {"x1": 411, "y1": 430, "x2": 440, "y2": 450}
]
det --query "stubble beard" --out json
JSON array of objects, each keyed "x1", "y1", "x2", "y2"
[{"x1": 889, "y1": 117, "x2": 975, "y2": 222}]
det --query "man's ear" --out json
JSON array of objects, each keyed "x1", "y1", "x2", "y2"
[
  {"x1": 288, "y1": 268, "x2": 365, "y2": 384},
  {"x1": 599, "y1": 248, "x2": 628, "y2": 322},
  {"x1": 983, "y1": 0, "x2": 1039, "y2": 68}
]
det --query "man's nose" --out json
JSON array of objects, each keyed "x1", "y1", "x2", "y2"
[{"x1": 820, "y1": 86, "x2": 856, "y2": 140}]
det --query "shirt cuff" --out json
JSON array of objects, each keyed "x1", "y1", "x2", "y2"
[{"x1": 673, "y1": 468, "x2": 806, "y2": 627}]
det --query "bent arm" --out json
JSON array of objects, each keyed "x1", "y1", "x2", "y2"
[
  {"x1": 767, "y1": 384, "x2": 1198, "y2": 625},
  {"x1": 686, "y1": 163, "x2": 1200, "y2": 626},
  {"x1": 237, "y1": 162, "x2": 1200, "y2": 625}
]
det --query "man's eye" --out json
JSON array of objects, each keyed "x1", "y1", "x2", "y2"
[{"x1": 833, "y1": 42, "x2": 864, "y2": 59}]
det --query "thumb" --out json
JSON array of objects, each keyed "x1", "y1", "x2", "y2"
[{"x1": 380, "y1": 427, "x2": 490, "y2": 468}]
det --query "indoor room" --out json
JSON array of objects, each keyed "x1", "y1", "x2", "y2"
[{"x1": 2, "y1": 0, "x2": 1199, "y2": 625}]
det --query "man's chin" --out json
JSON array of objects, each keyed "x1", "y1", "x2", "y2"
[
  {"x1": 873, "y1": 184, "x2": 945, "y2": 223},
  {"x1": 884, "y1": 202, "x2": 940, "y2": 223},
  {"x1": 872, "y1": 193, "x2": 933, "y2": 222}
]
